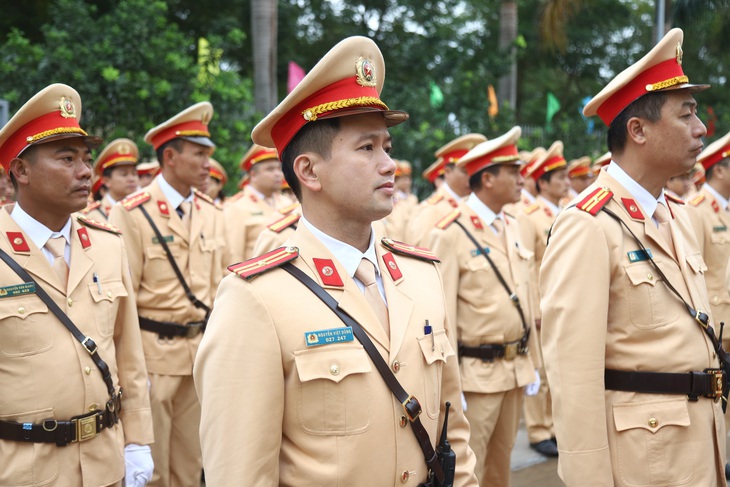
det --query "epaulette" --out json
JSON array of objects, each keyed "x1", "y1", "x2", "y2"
[
  {"x1": 121, "y1": 192, "x2": 151, "y2": 210},
  {"x1": 435, "y1": 209, "x2": 460, "y2": 230},
  {"x1": 524, "y1": 203, "x2": 540, "y2": 215},
  {"x1": 426, "y1": 193, "x2": 444, "y2": 205},
  {"x1": 576, "y1": 187, "x2": 613, "y2": 216},
  {"x1": 76, "y1": 215, "x2": 122, "y2": 235},
  {"x1": 689, "y1": 193, "x2": 705, "y2": 207},
  {"x1": 665, "y1": 193, "x2": 685, "y2": 205},
  {"x1": 279, "y1": 202, "x2": 299, "y2": 215},
  {"x1": 193, "y1": 189, "x2": 221, "y2": 209},
  {"x1": 80, "y1": 201, "x2": 101, "y2": 214},
  {"x1": 227, "y1": 246, "x2": 299, "y2": 280},
  {"x1": 267, "y1": 213, "x2": 300, "y2": 233},
  {"x1": 381, "y1": 238, "x2": 440, "y2": 263}
]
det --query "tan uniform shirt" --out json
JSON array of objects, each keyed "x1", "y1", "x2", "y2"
[
  {"x1": 223, "y1": 186, "x2": 285, "y2": 264},
  {"x1": 0, "y1": 206, "x2": 152, "y2": 487},
  {"x1": 405, "y1": 187, "x2": 461, "y2": 247},
  {"x1": 78, "y1": 200, "x2": 110, "y2": 221},
  {"x1": 195, "y1": 224, "x2": 478, "y2": 487},
  {"x1": 383, "y1": 192, "x2": 418, "y2": 241},
  {"x1": 540, "y1": 170, "x2": 726, "y2": 486},
  {"x1": 108, "y1": 179, "x2": 225, "y2": 375}
]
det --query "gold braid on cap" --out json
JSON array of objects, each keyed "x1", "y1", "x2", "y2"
[
  {"x1": 175, "y1": 129, "x2": 211, "y2": 137},
  {"x1": 645, "y1": 75, "x2": 689, "y2": 92},
  {"x1": 492, "y1": 155, "x2": 520, "y2": 163},
  {"x1": 26, "y1": 127, "x2": 88, "y2": 144},
  {"x1": 302, "y1": 97, "x2": 388, "y2": 122}
]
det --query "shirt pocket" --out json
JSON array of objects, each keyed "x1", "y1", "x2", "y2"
[
  {"x1": 294, "y1": 344, "x2": 372, "y2": 435},
  {"x1": 0, "y1": 298, "x2": 52, "y2": 357},
  {"x1": 0, "y1": 407, "x2": 59, "y2": 486},
  {"x1": 417, "y1": 329, "x2": 456, "y2": 418},
  {"x1": 88, "y1": 279, "x2": 128, "y2": 337},
  {"x1": 624, "y1": 260, "x2": 678, "y2": 329},
  {"x1": 144, "y1": 244, "x2": 180, "y2": 284},
  {"x1": 612, "y1": 399, "x2": 693, "y2": 486}
]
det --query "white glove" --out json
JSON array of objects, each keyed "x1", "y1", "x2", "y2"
[
  {"x1": 524, "y1": 369, "x2": 541, "y2": 396},
  {"x1": 124, "y1": 444, "x2": 154, "y2": 487},
  {"x1": 461, "y1": 392, "x2": 468, "y2": 412}
]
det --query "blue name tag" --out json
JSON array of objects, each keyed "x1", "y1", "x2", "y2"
[
  {"x1": 0, "y1": 282, "x2": 36, "y2": 298},
  {"x1": 713, "y1": 225, "x2": 727, "y2": 233},
  {"x1": 627, "y1": 249, "x2": 653, "y2": 263},
  {"x1": 470, "y1": 247, "x2": 490, "y2": 257},
  {"x1": 305, "y1": 327, "x2": 354, "y2": 347}
]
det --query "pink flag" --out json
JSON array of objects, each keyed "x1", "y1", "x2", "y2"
[{"x1": 287, "y1": 61, "x2": 306, "y2": 93}]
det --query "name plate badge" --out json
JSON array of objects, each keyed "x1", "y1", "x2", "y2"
[
  {"x1": 713, "y1": 225, "x2": 727, "y2": 233},
  {"x1": 627, "y1": 248, "x2": 653, "y2": 263},
  {"x1": 0, "y1": 282, "x2": 36, "y2": 298},
  {"x1": 152, "y1": 236, "x2": 174, "y2": 244},
  {"x1": 304, "y1": 327, "x2": 354, "y2": 347},
  {"x1": 470, "y1": 247, "x2": 491, "y2": 257}
]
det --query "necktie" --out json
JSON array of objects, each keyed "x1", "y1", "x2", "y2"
[
  {"x1": 492, "y1": 216, "x2": 504, "y2": 236},
  {"x1": 177, "y1": 201, "x2": 192, "y2": 232},
  {"x1": 355, "y1": 258, "x2": 390, "y2": 335},
  {"x1": 654, "y1": 201, "x2": 676, "y2": 258},
  {"x1": 45, "y1": 236, "x2": 68, "y2": 287}
]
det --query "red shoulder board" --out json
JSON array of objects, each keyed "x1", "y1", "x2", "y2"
[
  {"x1": 228, "y1": 245, "x2": 299, "y2": 280},
  {"x1": 267, "y1": 213, "x2": 300, "y2": 233},
  {"x1": 76, "y1": 215, "x2": 122, "y2": 235},
  {"x1": 524, "y1": 203, "x2": 540, "y2": 215},
  {"x1": 426, "y1": 193, "x2": 444, "y2": 205},
  {"x1": 576, "y1": 187, "x2": 613, "y2": 216},
  {"x1": 435, "y1": 209, "x2": 460, "y2": 230},
  {"x1": 80, "y1": 201, "x2": 101, "y2": 214},
  {"x1": 689, "y1": 193, "x2": 705, "y2": 207},
  {"x1": 279, "y1": 202, "x2": 299, "y2": 215},
  {"x1": 193, "y1": 189, "x2": 221, "y2": 209},
  {"x1": 121, "y1": 192, "x2": 151, "y2": 211},
  {"x1": 380, "y1": 238, "x2": 440, "y2": 263},
  {"x1": 665, "y1": 193, "x2": 685, "y2": 205}
]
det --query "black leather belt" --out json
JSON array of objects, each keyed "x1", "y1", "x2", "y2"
[
  {"x1": 0, "y1": 409, "x2": 118, "y2": 446},
  {"x1": 139, "y1": 317, "x2": 205, "y2": 339},
  {"x1": 605, "y1": 368, "x2": 725, "y2": 401},
  {"x1": 459, "y1": 339, "x2": 529, "y2": 362}
]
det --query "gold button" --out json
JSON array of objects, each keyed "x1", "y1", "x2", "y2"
[
  {"x1": 713, "y1": 296, "x2": 719, "y2": 305},
  {"x1": 401, "y1": 471, "x2": 410, "y2": 483},
  {"x1": 648, "y1": 417, "x2": 658, "y2": 428},
  {"x1": 89, "y1": 403, "x2": 98, "y2": 412},
  {"x1": 647, "y1": 273, "x2": 653, "y2": 281},
  {"x1": 330, "y1": 364, "x2": 340, "y2": 376},
  {"x1": 85, "y1": 367, "x2": 92, "y2": 375},
  {"x1": 67, "y1": 298, "x2": 73, "y2": 307},
  {"x1": 399, "y1": 416, "x2": 408, "y2": 428},
  {"x1": 18, "y1": 306, "x2": 25, "y2": 314},
  {"x1": 392, "y1": 360, "x2": 400, "y2": 373},
  {"x1": 107, "y1": 291, "x2": 112, "y2": 298}
]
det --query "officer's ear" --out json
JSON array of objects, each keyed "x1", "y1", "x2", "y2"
[
  {"x1": 8, "y1": 157, "x2": 31, "y2": 187},
  {"x1": 626, "y1": 117, "x2": 647, "y2": 146},
  {"x1": 293, "y1": 152, "x2": 322, "y2": 194}
]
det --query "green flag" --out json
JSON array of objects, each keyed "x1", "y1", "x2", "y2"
[
  {"x1": 430, "y1": 82, "x2": 444, "y2": 108},
  {"x1": 546, "y1": 91, "x2": 561, "y2": 125}
]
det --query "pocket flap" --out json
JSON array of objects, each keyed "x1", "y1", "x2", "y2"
[
  {"x1": 294, "y1": 345, "x2": 372, "y2": 384},
  {"x1": 418, "y1": 329, "x2": 456, "y2": 365},
  {"x1": 145, "y1": 245, "x2": 169, "y2": 260},
  {"x1": 0, "y1": 298, "x2": 48, "y2": 320},
  {"x1": 613, "y1": 399, "x2": 690, "y2": 433},
  {"x1": 686, "y1": 253, "x2": 708, "y2": 273},
  {"x1": 624, "y1": 262, "x2": 658, "y2": 287},
  {"x1": 88, "y1": 279, "x2": 128, "y2": 303}
]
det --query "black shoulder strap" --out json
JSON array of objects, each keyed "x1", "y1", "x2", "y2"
[
  {"x1": 0, "y1": 248, "x2": 117, "y2": 401},
  {"x1": 453, "y1": 219, "x2": 530, "y2": 340},
  {"x1": 137, "y1": 205, "x2": 211, "y2": 317},
  {"x1": 280, "y1": 262, "x2": 445, "y2": 484}
]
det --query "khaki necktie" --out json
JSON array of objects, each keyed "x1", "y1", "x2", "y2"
[
  {"x1": 654, "y1": 201, "x2": 676, "y2": 259},
  {"x1": 355, "y1": 258, "x2": 390, "y2": 335},
  {"x1": 45, "y1": 236, "x2": 68, "y2": 287},
  {"x1": 492, "y1": 216, "x2": 504, "y2": 236},
  {"x1": 178, "y1": 201, "x2": 192, "y2": 232}
]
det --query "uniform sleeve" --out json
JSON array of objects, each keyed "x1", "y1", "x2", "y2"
[
  {"x1": 539, "y1": 209, "x2": 613, "y2": 486},
  {"x1": 428, "y1": 226, "x2": 459, "y2": 345},
  {"x1": 194, "y1": 274, "x2": 284, "y2": 486},
  {"x1": 223, "y1": 204, "x2": 247, "y2": 266},
  {"x1": 108, "y1": 205, "x2": 145, "y2": 293},
  {"x1": 518, "y1": 214, "x2": 542, "y2": 322},
  {"x1": 684, "y1": 205, "x2": 705, "y2": 256},
  {"x1": 114, "y1": 236, "x2": 154, "y2": 445}
]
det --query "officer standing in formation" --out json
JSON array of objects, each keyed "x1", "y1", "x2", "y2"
[
  {"x1": 81, "y1": 138, "x2": 140, "y2": 220},
  {"x1": 428, "y1": 126, "x2": 539, "y2": 486},
  {"x1": 0, "y1": 84, "x2": 154, "y2": 486},
  {"x1": 194, "y1": 36, "x2": 479, "y2": 486},
  {"x1": 541, "y1": 28, "x2": 727, "y2": 486},
  {"x1": 109, "y1": 102, "x2": 226, "y2": 487}
]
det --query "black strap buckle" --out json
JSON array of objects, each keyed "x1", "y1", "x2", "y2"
[
  {"x1": 185, "y1": 321, "x2": 205, "y2": 338},
  {"x1": 81, "y1": 336, "x2": 97, "y2": 355},
  {"x1": 402, "y1": 395, "x2": 422, "y2": 422}
]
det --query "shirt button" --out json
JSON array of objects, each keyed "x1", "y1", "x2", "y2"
[
  {"x1": 67, "y1": 298, "x2": 73, "y2": 307},
  {"x1": 330, "y1": 364, "x2": 340, "y2": 376},
  {"x1": 713, "y1": 296, "x2": 719, "y2": 305},
  {"x1": 107, "y1": 291, "x2": 113, "y2": 299},
  {"x1": 648, "y1": 417, "x2": 658, "y2": 428},
  {"x1": 400, "y1": 471, "x2": 410, "y2": 483},
  {"x1": 18, "y1": 306, "x2": 25, "y2": 314},
  {"x1": 647, "y1": 273, "x2": 653, "y2": 281},
  {"x1": 392, "y1": 360, "x2": 400, "y2": 373},
  {"x1": 85, "y1": 367, "x2": 92, "y2": 375},
  {"x1": 399, "y1": 416, "x2": 407, "y2": 428}
]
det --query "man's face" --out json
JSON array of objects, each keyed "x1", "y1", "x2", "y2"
[
  {"x1": 570, "y1": 173, "x2": 595, "y2": 194},
  {"x1": 166, "y1": 140, "x2": 211, "y2": 190},
  {"x1": 540, "y1": 167, "x2": 571, "y2": 202},
  {"x1": 665, "y1": 173, "x2": 693, "y2": 197},
  {"x1": 489, "y1": 164, "x2": 524, "y2": 207},
  {"x1": 315, "y1": 113, "x2": 396, "y2": 224},
  {"x1": 13, "y1": 137, "x2": 93, "y2": 214},
  {"x1": 103, "y1": 164, "x2": 139, "y2": 200},
  {"x1": 444, "y1": 164, "x2": 471, "y2": 197},
  {"x1": 138, "y1": 173, "x2": 154, "y2": 187},
  {"x1": 644, "y1": 91, "x2": 706, "y2": 177},
  {"x1": 206, "y1": 176, "x2": 223, "y2": 199},
  {"x1": 250, "y1": 160, "x2": 283, "y2": 197}
]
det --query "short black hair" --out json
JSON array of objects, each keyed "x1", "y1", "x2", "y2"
[
  {"x1": 706, "y1": 159, "x2": 730, "y2": 181},
  {"x1": 468, "y1": 164, "x2": 501, "y2": 191},
  {"x1": 607, "y1": 92, "x2": 667, "y2": 153},
  {"x1": 535, "y1": 170, "x2": 559, "y2": 194},
  {"x1": 280, "y1": 118, "x2": 341, "y2": 201},
  {"x1": 156, "y1": 138, "x2": 185, "y2": 166},
  {"x1": 8, "y1": 145, "x2": 39, "y2": 191}
]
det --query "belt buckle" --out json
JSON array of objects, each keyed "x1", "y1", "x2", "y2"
[
  {"x1": 74, "y1": 413, "x2": 98, "y2": 442},
  {"x1": 504, "y1": 343, "x2": 518, "y2": 361},
  {"x1": 402, "y1": 395, "x2": 422, "y2": 422},
  {"x1": 704, "y1": 368, "x2": 724, "y2": 401},
  {"x1": 185, "y1": 322, "x2": 203, "y2": 338}
]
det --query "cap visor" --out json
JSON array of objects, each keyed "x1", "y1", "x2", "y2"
[
  {"x1": 660, "y1": 82, "x2": 710, "y2": 94},
  {"x1": 181, "y1": 136, "x2": 216, "y2": 148},
  {"x1": 318, "y1": 107, "x2": 409, "y2": 127}
]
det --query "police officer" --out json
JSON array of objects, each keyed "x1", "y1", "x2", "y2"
[
  {"x1": 205, "y1": 157, "x2": 227, "y2": 204},
  {"x1": 194, "y1": 36, "x2": 478, "y2": 486},
  {"x1": 0, "y1": 84, "x2": 153, "y2": 486},
  {"x1": 541, "y1": 28, "x2": 726, "y2": 486},
  {"x1": 109, "y1": 102, "x2": 226, "y2": 487},
  {"x1": 81, "y1": 138, "x2": 140, "y2": 220},
  {"x1": 428, "y1": 127, "x2": 539, "y2": 486}
]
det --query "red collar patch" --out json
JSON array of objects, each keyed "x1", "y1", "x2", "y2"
[
  {"x1": 7, "y1": 232, "x2": 30, "y2": 252},
  {"x1": 470, "y1": 215, "x2": 483, "y2": 230},
  {"x1": 157, "y1": 200, "x2": 170, "y2": 217},
  {"x1": 313, "y1": 258, "x2": 344, "y2": 287},
  {"x1": 621, "y1": 198, "x2": 645, "y2": 220},
  {"x1": 77, "y1": 228, "x2": 91, "y2": 249},
  {"x1": 543, "y1": 207, "x2": 553, "y2": 218},
  {"x1": 448, "y1": 198, "x2": 458, "y2": 208},
  {"x1": 382, "y1": 252, "x2": 402, "y2": 281},
  {"x1": 711, "y1": 200, "x2": 720, "y2": 213}
]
